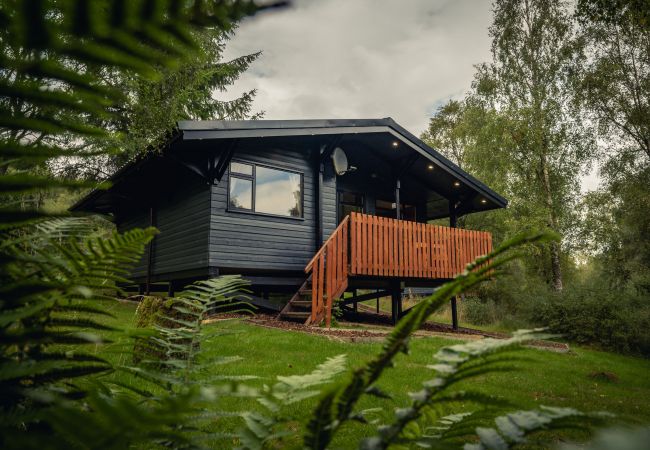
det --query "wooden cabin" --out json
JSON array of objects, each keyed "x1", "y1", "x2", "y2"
[{"x1": 72, "y1": 118, "x2": 507, "y2": 327}]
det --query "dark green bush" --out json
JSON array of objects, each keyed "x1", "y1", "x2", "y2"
[
  {"x1": 462, "y1": 296, "x2": 498, "y2": 325},
  {"x1": 529, "y1": 284, "x2": 650, "y2": 356}
]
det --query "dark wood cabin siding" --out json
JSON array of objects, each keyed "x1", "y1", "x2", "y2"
[
  {"x1": 117, "y1": 210, "x2": 150, "y2": 280},
  {"x1": 209, "y1": 145, "x2": 323, "y2": 272},
  {"x1": 321, "y1": 162, "x2": 337, "y2": 243},
  {"x1": 116, "y1": 175, "x2": 210, "y2": 281}
]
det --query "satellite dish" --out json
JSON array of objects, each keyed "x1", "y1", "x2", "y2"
[{"x1": 331, "y1": 147, "x2": 349, "y2": 175}]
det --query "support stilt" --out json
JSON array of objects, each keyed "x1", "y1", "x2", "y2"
[
  {"x1": 451, "y1": 296, "x2": 458, "y2": 330},
  {"x1": 391, "y1": 283, "x2": 401, "y2": 325}
]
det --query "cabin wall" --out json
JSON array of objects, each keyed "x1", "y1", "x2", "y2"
[
  {"x1": 116, "y1": 174, "x2": 210, "y2": 281},
  {"x1": 322, "y1": 163, "x2": 337, "y2": 242},
  {"x1": 210, "y1": 145, "x2": 334, "y2": 273}
]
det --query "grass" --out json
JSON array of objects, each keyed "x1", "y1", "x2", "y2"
[{"x1": 77, "y1": 299, "x2": 650, "y2": 448}]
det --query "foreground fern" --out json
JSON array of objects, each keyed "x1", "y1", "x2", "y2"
[
  {"x1": 0, "y1": 2, "x2": 279, "y2": 449},
  {"x1": 0, "y1": 218, "x2": 156, "y2": 447},
  {"x1": 239, "y1": 354, "x2": 348, "y2": 449},
  {"x1": 129, "y1": 275, "x2": 255, "y2": 385},
  {"x1": 303, "y1": 230, "x2": 560, "y2": 450}
]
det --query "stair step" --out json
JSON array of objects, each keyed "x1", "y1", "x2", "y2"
[
  {"x1": 281, "y1": 311, "x2": 311, "y2": 320},
  {"x1": 291, "y1": 300, "x2": 312, "y2": 309},
  {"x1": 298, "y1": 289, "x2": 312, "y2": 295}
]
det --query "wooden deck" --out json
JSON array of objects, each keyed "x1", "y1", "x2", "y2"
[{"x1": 283, "y1": 212, "x2": 493, "y2": 327}]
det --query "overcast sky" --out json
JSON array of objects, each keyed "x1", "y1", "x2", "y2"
[{"x1": 223, "y1": 0, "x2": 600, "y2": 191}]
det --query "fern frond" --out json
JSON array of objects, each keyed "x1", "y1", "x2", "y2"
[
  {"x1": 304, "y1": 230, "x2": 558, "y2": 449},
  {"x1": 464, "y1": 406, "x2": 608, "y2": 450}
]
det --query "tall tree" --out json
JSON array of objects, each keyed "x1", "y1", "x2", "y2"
[
  {"x1": 476, "y1": 0, "x2": 593, "y2": 291},
  {"x1": 572, "y1": 0, "x2": 650, "y2": 293},
  {"x1": 56, "y1": 27, "x2": 262, "y2": 180},
  {"x1": 577, "y1": 0, "x2": 650, "y2": 162}
]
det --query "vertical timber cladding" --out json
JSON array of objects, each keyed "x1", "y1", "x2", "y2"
[{"x1": 209, "y1": 143, "x2": 337, "y2": 272}]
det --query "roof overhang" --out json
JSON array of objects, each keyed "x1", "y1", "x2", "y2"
[
  {"x1": 177, "y1": 118, "x2": 508, "y2": 209},
  {"x1": 71, "y1": 118, "x2": 507, "y2": 216}
]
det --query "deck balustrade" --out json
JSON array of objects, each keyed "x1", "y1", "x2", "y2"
[{"x1": 305, "y1": 212, "x2": 493, "y2": 326}]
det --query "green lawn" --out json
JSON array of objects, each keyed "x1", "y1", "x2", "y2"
[{"x1": 79, "y1": 300, "x2": 650, "y2": 448}]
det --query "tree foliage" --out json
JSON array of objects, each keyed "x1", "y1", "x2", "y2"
[
  {"x1": 577, "y1": 0, "x2": 650, "y2": 161},
  {"x1": 423, "y1": 0, "x2": 598, "y2": 293},
  {"x1": 72, "y1": 28, "x2": 263, "y2": 179}
]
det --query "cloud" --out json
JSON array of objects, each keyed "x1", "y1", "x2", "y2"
[{"x1": 222, "y1": 0, "x2": 494, "y2": 136}]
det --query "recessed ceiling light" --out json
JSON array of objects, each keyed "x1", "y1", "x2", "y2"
[
  {"x1": 392, "y1": 141, "x2": 399, "y2": 148},
  {"x1": 427, "y1": 164, "x2": 434, "y2": 170},
  {"x1": 453, "y1": 181, "x2": 461, "y2": 187},
  {"x1": 480, "y1": 199, "x2": 487, "y2": 204}
]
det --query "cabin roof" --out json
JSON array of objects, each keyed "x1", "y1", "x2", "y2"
[
  {"x1": 71, "y1": 117, "x2": 507, "y2": 215},
  {"x1": 178, "y1": 118, "x2": 507, "y2": 208}
]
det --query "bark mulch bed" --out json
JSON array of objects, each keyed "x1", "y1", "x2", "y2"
[{"x1": 204, "y1": 311, "x2": 570, "y2": 352}]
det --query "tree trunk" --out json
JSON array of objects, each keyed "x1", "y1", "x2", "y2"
[{"x1": 541, "y1": 153, "x2": 563, "y2": 291}]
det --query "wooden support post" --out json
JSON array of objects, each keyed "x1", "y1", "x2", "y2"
[
  {"x1": 376, "y1": 289, "x2": 380, "y2": 313},
  {"x1": 449, "y1": 203, "x2": 459, "y2": 330},
  {"x1": 395, "y1": 178, "x2": 401, "y2": 220},
  {"x1": 316, "y1": 157, "x2": 323, "y2": 249},
  {"x1": 353, "y1": 289, "x2": 358, "y2": 313},
  {"x1": 167, "y1": 281, "x2": 175, "y2": 298},
  {"x1": 391, "y1": 282, "x2": 401, "y2": 325},
  {"x1": 138, "y1": 284, "x2": 144, "y2": 296}
]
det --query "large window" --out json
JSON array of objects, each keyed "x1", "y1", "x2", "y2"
[
  {"x1": 228, "y1": 161, "x2": 303, "y2": 218},
  {"x1": 375, "y1": 199, "x2": 416, "y2": 221}
]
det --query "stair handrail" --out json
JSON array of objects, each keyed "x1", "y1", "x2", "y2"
[
  {"x1": 305, "y1": 215, "x2": 350, "y2": 273},
  {"x1": 305, "y1": 215, "x2": 350, "y2": 327}
]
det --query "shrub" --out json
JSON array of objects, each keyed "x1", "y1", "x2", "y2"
[
  {"x1": 529, "y1": 283, "x2": 650, "y2": 356},
  {"x1": 462, "y1": 295, "x2": 499, "y2": 325}
]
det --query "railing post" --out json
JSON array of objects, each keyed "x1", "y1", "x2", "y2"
[{"x1": 449, "y1": 204, "x2": 459, "y2": 330}]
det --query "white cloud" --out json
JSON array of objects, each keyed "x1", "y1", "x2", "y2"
[
  {"x1": 222, "y1": 0, "x2": 494, "y2": 135},
  {"x1": 222, "y1": 0, "x2": 600, "y2": 191}
]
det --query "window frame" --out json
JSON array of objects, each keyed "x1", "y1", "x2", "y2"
[{"x1": 226, "y1": 159, "x2": 305, "y2": 220}]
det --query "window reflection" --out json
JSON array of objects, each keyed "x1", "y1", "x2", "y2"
[
  {"x1": 230, "y1": 162, "x2": 253, "y2": 176},
  {"x1": 255, "y1": 166, "x2": 302, "y2": 217},
  {"x1": 229, "y1": 177, "x2": 252, "y2": 210}
]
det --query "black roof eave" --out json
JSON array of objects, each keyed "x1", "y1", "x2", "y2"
[
  {"x1": 178, "y1": 118, "x2": 508, "y2": 209},
  {"x1": 69, "y1": 131, "x2": 181, "y2": 212}
]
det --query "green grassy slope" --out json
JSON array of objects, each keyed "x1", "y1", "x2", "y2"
[{"x1": 75, "y1": 300, "x2": 650, "y2": 448}]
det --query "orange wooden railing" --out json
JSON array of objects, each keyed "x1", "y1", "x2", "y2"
[
  {"x1": 349, "y1": 212, "x2": 492, "y2": 278},
  {"x1": 305, "y1": 212, "x2": 492, "y2": 327},
  {"x1": 305, "y1": 215, "x2": 349, "y2": 327}
]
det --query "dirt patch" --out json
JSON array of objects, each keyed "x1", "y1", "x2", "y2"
[
  {"x1": 204, "y1": 312, "x2": 569, "y2": 352},
  {"x1": 588, "y1": 371, "x2": 619, "y2": 383},
  {"x1": 345, "y1": 306, "x2": 569, "y2": 352}
]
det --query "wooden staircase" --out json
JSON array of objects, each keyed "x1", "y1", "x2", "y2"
[
  {"x1": 280, "y1": 216, "x2": 350, "y2": 327},
  {"x1": 278, "y1": 277, "x2": 314, "y2": 324}
]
